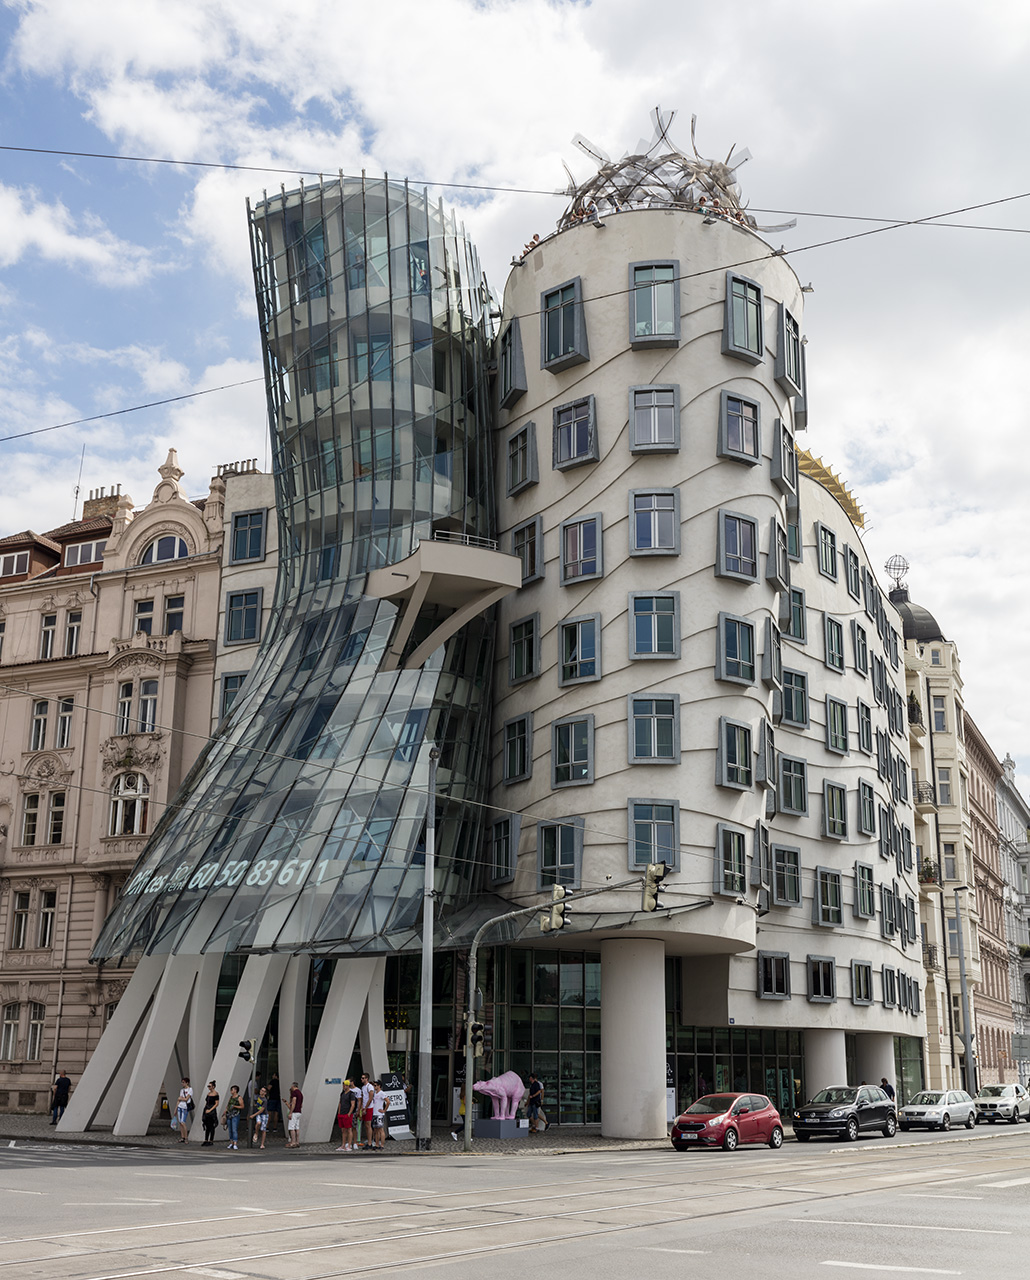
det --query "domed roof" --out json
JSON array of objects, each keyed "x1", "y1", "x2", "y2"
[{"x1": 889, "y1": 587, "x2": 945, "y2": 643}]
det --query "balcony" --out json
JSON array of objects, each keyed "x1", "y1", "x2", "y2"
[
  {"x1": 922, "y1": 942, "x2": 941, "y2": 972},
  {"x1": 914, "y1": 781, "x2": 938, "y2": 815},
  {"x1": 919, "y1": 859, "x2": 943, "y2": 893},
  {"x1": 907, "y1": 696, "x2": 926, "y2": 739}
]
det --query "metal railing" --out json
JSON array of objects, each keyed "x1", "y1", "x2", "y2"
[
  {"x1": 914, "y1": 781, "x2": 937, "y2": 807},
  {"x1": 922, "y1": 942, "x2": 940, "y2": 971},
  {"x1": 431, "y1": 530, "x2": 498, "y2": 552}
]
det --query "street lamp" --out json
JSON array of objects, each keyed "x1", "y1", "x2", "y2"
[{"x1": 953, "y1": 886, "x2": 976, "y2": 1096}]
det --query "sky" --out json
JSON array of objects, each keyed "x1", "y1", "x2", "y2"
[{"x1": 0, "y1": 0, "x2": 1028, "y2": 786}]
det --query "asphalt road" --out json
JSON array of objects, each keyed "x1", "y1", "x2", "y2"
[{"x1": 2, "y1": 1125, "x2": 1028, "y2": 1279}]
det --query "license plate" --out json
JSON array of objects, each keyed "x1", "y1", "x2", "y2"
[{"x1": 682, "y1": 1133, "x2": 698, "y2": 1140}]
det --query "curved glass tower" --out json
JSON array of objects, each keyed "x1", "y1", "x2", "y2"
[{"x1": 94, "y1": 177, "x2": 504, "y2": 961}]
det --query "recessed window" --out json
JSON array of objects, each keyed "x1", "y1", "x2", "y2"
[
  {"x1": 930, "y1": 648, "x2": 941, "y2": 666},
  {"x1": 491, "y1": 815, "x2": 519, "y2": 883},
  {"x1": 506, "y1": 422, "x2": 538, "y2": 495},
  {"x1": 718, "y1": 391, "x2": 761, "y2": 464},
  {"x1": 823, "y1": 783, "x2": 848, "y2": 841},
  {"x1": 110, "y1": 772, "x2": 149, "y2": 836},
  {"x1": 878, "y1": 804, "x2": 892, "y2": 861},
  {"x1": 553, "y1": 715, "x2": 594, "y2": 787},
  {"x1": 716, "y1": 824, "x2": 748, "y2": 894},
  {"x1": 932, "y1": 696, "x2": 947, "y2": 732},
  {"x1": 786, "y1": 587, "x2": 807, "y2": 642},
  {"x1": 541, "y1": 278, "x2": 588, "y2": 372},
  {"x1": 559, "y1": 614, "x2": 600, "y2": 685},
  {"x1": 0, "y1": 617, "x2": 5, "y2": 662},
  {"x1": 855, "y1": 862, "x2": 876, "y2": 918},
  {"x1": 766, "y1": 519, "x2": 790, "y2": 591},
  {"x1": 140, "y1": 535, "x2": 189, "y2": 566},
  {"x1": 723, "y1": 272, "x2": 764, "y2": 364},
  {"x1": 775, "y1": 304, "x2": 803, "y2": 395},
  {"x1": 852, "y1": 621, "x2": 869, "y2": 675},
  {"x1": 826, "y1": 696, "x2": 849, "y2": 754},
  {"x1": 824, "y1": 615, "x2": 845, "y2": 672},
  {"x1": 226, "y1": 589, "x2": 262, "y2": 644},
  {"x1": 164, "y1": 595, "x2": 184, "y2": 636},
  {"x1": 552, "y1": 397, "x2": 598, "y2": 471},
  {"x1": 509, "y1": 614, "x2": 540, "y2": 684},
  {"x1": 771, "y1": 417, "x2": 798, "y2": 495},
  {"x1": 787, "y1": 514, "x2": 801, "y2": 562},
  {"x1": 138, "y1": 680, "x2": 158, "y2": 733},
  {"x1": 630, "y1": 385, "x2": 679, "y2": 452},
  {"x1": 762, "y1": 617, "x2": 782, "y2": 689},
  {"x1": 511, "y1": 516, "x2": 543, "y2": 585},
  {"x1": 56, "y1": 696, "x2": 73, "y2": 750},
  {"x1": 630, "y1": 593, "x2": 679, "y2": 659},
  {"x1": 781, "y1": 669, "x2": 809, "y2": 728},
  {"x1": 852, "y1": 960, "x2": 874, "y2": 1005},
  {"x1": 629, "y1": 800, "x2": 678, "y2": 870},
  {"x1": 538, "y1": 818, "x2": 583, "y2": 889},
  {"x1": 47, "y1": 791, "x2": 66, "y2": 844},
  {"x1": 30, "y1": 700, "x2": 48, "y2": 752},
  {"x1": 40, "y1": 614, "x2": 56, "y2": 660},
  {"x1": 779, "y1": 755, "x2": 808, "y2": 815},
  {"x1": 629, "y1": 694, "x2": 679, "y2": 763},
  {"x1": 858, "y1": 781, "x2": 876, "y2": 835},
  {"x1": 717, "y1": 717, "x2": 753, "y2": 789},
  {"x1": 882, "y1": 965, "x2": 898, "y2": 1008},
  {"x1": 814, "y1": 867, "x2": 843, "y2": 925},
  {"x1": 134, "y1": 600, "x2": 154, "y2": 635},
  {"x1": 503, "y1": 714, "x2": 532, "y2": 784},
  {"x1": 65, "y1": 539, "x2": 106, "y2": 568},
  {"x1": 773, "y1": 846, "x2": 801, "y2": 905},
  {"x1": 716, "y1": 612, "x2": 755, "y2": 684},
  {"x1": 629, "y1": 261, "x2": 679, "y2": 348},
  {"x1": 220, "y1": 673, "x2": 247, "y2": 718},
  {"x1": 116, "y1": 682, "x2": 133, "y2": 735},
  {"x1": 844, "y1": 546, "x2": 861, "y2": 600},
  {"x1": 38, "y1": 892, "x2": 57, "y2": 949},
  {"x1": 757, "y1": 951, "x2": 790, "y2": 1000},
  {"x1": 808, "y1": 956, "x2": 836, "y2": 1002},
  {"x1": 230, "y1": 510, "x2": 266, "y2": 563},
  {"x1": 498, "y1": 319, "x2": 527, "y2": 409},
  {"x1": 937, "y1": 767, "x2": 952, "y2": 806},
  {"x1": 816, "y1": 523, "x2": 837, "y2": 580},
  {"x1": 560, "y1": 514, "x2": 602, "y2": 584},
  {"x1": 716, "y1": 511, "x2": 758, "y2": 581},
  {"x1": 630, "y1": 490, "x2": 679, "y2": 554},
  {"x1": 943, "y1": 842, "x2": 957, "y2": 881},
  {"x1": 65, "y1": 610, "x2": 82, "y2": 657}
]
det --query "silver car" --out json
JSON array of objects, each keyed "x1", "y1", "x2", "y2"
[
  {"x1": 899, "y1": 1089, "x2": 975, "y2": 1132},
  {"x1": 973, "y1": 1083, "x2": 1030, "y2": 1124}
]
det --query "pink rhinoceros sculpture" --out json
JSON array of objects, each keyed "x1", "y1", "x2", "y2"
[{"x1": 472, "y1": 1070, "x2": 525, "y2": 1119}]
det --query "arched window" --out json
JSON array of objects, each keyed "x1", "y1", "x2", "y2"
[
  {"x1": 110, "y1": 773, "x2": 150, "y2": 837},
  {"x1": 140, "y1": 535, "x2": 189, "y2": 565}
]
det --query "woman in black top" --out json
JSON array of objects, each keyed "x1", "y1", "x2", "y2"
[{"x1": 202, "y1": 1082, "x2": 220, "y2": 1146}]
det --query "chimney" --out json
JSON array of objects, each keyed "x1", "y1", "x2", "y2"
[{"x1": 82, "y1": 484, "x2": 123, "y2": 519}]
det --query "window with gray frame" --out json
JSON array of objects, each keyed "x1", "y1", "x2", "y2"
[
  {"x1": 723, "y1": 272, "x2": 764, "y2": 363},
  {"x1": 230, "y1": 509, "x2": 267, "y2": 563},
  {"x1": 630, "y1": 385, "x2": 678, "y2": 452},
  {"x1": 717, "y1": 612, "x2": 755, "y2": 684},
  {"x1": 851, "y1": 620, "x2": 869, "y2": 675},
  {"x1": 787, "y1": 511, "x2": 802, "y2": 562},
  {"x1": 718, "y1": 391, "x2": 761, "y2": 464},
  {"x1": 552, "y1": 715, "x2": 594, "y2": 786},
  {"x1": 629, "y1": 694, "x2": 679, "y2": 762},
  {"x1": 816, "y1": 523, "x2": 837, "y2": 579},
  {"x1": 629, "y1": 799, "x2": 678, "y2": 869},
  {"x1": 552, "y1": 396, "x2": 598, "y2": 469},
  {"x1": 775, "y1": 303, "x2": 803, "y2": 394},
  {"x1": 538, "y1": 817, "x2": 583, "y2": 888},
  {"x1": 491, "y1": 815, "x2": 520, "y2": 883},
  {"x1": 716, "y1": 824, "x2": 748, "y2": 894},
  {"x1": 814, "y1": 866, "x2": 843, "y2": 925},
  {"x1": 766, "y1": 519, "x2": 790, "y2": 591},
  {"x1": 717, "y1": 717, "x2": 753, "y2": 788},
  {"x1": 781, "y1": 669, "x2": 809, "y2": 728},
  {"x1": 541, "y1": 278, "x2": 588, "y2": 371},
  {"x1": 857, "y1": 701, "x2": 873, "y2": 754},
  {"x1": 757, "y1": 951, "x2": 790, "y2": 999},
  {"x1": 499, "y1": 318, "x2": 527, "y2": 408},
  {"x1": 882, "y1": 965, "x2": 897, "y2": 1008},
  {"x1": 824, "y1": 614, "x2": 845, "y2": 672},
  {"x1": 716, "y1": 510, "x2": 758, "y2": 581},
  {"x1": 779, "y1": 755, "x2": 808, "y2": 815},
  {"x1": 878, "y1": 804, "x2": 892, "y2": 860},
  {"x1": 225, "y1": 589, "x2": 262, "y2": 644},
  {"x1": 786, "y1": 587, "x2": 807, "y2": 641},
  {"x1": 852, "y1": 960, "x2": 874, "y2": 1004},
  {"x1": 823, "y1": 782, "x2": 848, "y2": 840},
  {"x1": 630, "y1": 592, "x2": 679, "y2": 659},
  {"x1": 858, "y1": 780, "x2": 876, "y2": 835},
  {"x1": 629, "y1": 261, "x2": 679, "y2": 347},
  {"x1": 630, "y1": 490, "x2": 679, "y2": 554},
  {"x1": 762, "y1": 616, "x2": 782, "y2": 689},
  {"x1": 771, "y1": 417, "x2": 798, "y2": 495},
  {"x1": 844, "y1": 545, "x2": 861, "y2": 599},
  {"x1": 560, "y1": 513, "x2": 602, "y2": 583},
  {"x1": 826, "y1": 696, "x2": 849, "y2": 754},
  {"x1": 503, "y1": 714, "x2": 532, "y2": 783},
  {"x1": 506, "y1": 422, "x2": 538, "y2": 495},
  {"x1": 220, "y1": 673, "x2": 247, "y2": 719},
  {"x1": 773, "y1": 845, "x2": 801, "y2": 905},
  {"x1": 807, "y1": 956, "x2": 836, "y2": 1002},
  {"x1": 509, "y1": 614, "x2": 540, "y2": 683},
  {"x1": 855, "y1": 862, "x2": 876, "y2": 918},
  {"x1": 757, "y1": 719, "x2": 776, "y2": 789},
  {"x1": 511, "y1": 515, "x2": 543, "y2": 585},
  {"x1": 559, "y1": 614, "x2": 600, "y2": 684}
]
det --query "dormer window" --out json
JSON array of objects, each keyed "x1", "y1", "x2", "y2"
[
  {"x1": 65, "y1": 540, "x2": 106, "y2": 568},
  {"x1": 140, "y1": 536, "x2": 188, "y2": 565},
  {"x1": 0, "y1": 552, "x2": 29, "y2": 577}
]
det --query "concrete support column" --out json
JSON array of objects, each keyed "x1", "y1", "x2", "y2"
[
  {"x1": 301, "y1": 957, "x2": 377, "y2": 1144},
  {"x1": 187, "y1": 953, "x2": 224, "y2": 1086},
  {"x1": 855, "y1": 1032, "x2": 896, "y2": 1094},
  {"x1": 600, "y1": 938, "x2": 667, "y2": 1139},
  {"x1": 359, "y1": 957, "x2": 390, "y2": 1079},
  {"x1": 277, "y1": 954, "x2": 311, "y2": 1093},
  {"x1": 803, "y1": 1028, "x2": 848, "y2": 1098}
]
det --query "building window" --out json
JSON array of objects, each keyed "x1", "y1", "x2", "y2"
[
  {"x1": 773, "y1": 846, "x2": 801, "y2": 906},
  {"x1": 858, "y1": 780, "x2": 876, "y2": 835},
  {"x1": 506, "y1": 422, "x2": 538, "y2": 495},
  {"x1": 716, "y1": 824, "x2": 748, "y2": 894},
  {"x1": 723, "y1": 272, "x2": 764, "y2": 363},
  {"x1": 762, "y1": 617, "x2": 782, "y2": 689},
  {"x1": 630, "y1": 695, "x2": 679, "y2": 763},
  {"x1": 629, "y1": 800, "x2": 678, "y2": 870},
  {"x1": 775, "y1": 304, "x2": 803, "y2": 394},
  {"x1": 779, "y1": 755, "x2": 808, "y2": 816},
  {"x1": 630, "y1": 490, "x2": 679, "y2": 554},
  {"x1": 852, "y1": 961, "x2": 874, "y2": 1005},
  {"x1": 808, "y1": 956, "x2": 836, "y2": 1002},
  {"x1": 54, "y1": 696, "x2": 73, "y2": 750},
  {"x1": 937, "y1": 767, "x2": 952, "y2": 806},
  {"x1": 140, "y1": 535, "x2": 189, "y2": 565},
  {"x1": 503, "y1": 715, "x2": 532, "y2": 784},
  {"x1": 932, "y1": 696, "x2": 947, "y2": 732},
  {"x1": 552, "y1": 397, "x2": 598, "y2": 469},
  {"x1": 931, "y1": 649, "x2": 941, "y2": 666},
  {"x1": 786, "y1": 588, "x2": 807, "y2": 642},
  {"x1": 46, "y1": 792, "x2": 66, "y2": 844},
  {"x1": 541, "y1": 278, "x2": 588, "y2": 371},
  {"x1": 0, "y1": 617, "x2": 5, "y2": 661},
  {"x1": 946, "y1": 915, "x2": 960, "y2": 957},
  {"x1": 717, "y1": 717, "x2": 753, "y2": 789},
  {"x1": 787, "y1": 515, "x2": 801, "y2": 562},
  {"x1": 65, "y1": 610, "x2": 82, "y2": 656},
  {"x1": 38, "y1": 891, "x2": 57, "y2": 949},
  {"x1": 629, "y1": 261, "x2": 679, "y2": 347},
  {"x1": 855, "y1": 863, "x2": 876, "y2": 918},
  {"x1": 353, "y1": 333, "x2": 391, "y2": 382},
  {"x1": 771, "y1": 417, "x2": 798, "y2": 495},
  {"x1": 852, "y1": 621, "x2": 869, "y2": 675},
  {"x1": 134, "y1": 600, "x2": 154, "y2": 635},
  {"x1": 26, "y1": 1002, "x2": 44, "y2": 1060},
  {"x1": 230, "y1": 510, "x2": 266, "y2": 563},
  {"x1": 138, "y1": 680, "x2": 157, "y2": 733},
  {"x1": 116, "y1": 681, "x2": 133, "y2": 735},
  {"x1": 823, "y1": 782, "x2": 848, "y2": 840},
  {"x1": 826, "y1": 696, "x2": 849, "y2": 754},
  {"x1": 781, "y1": 669, "x2": 809, "y2": 728},
  {"x1": 882, "y1": 966, "x2": 898, "y2": 1008},
  {"x1": 816, "y1": 524, "x2": 837, "y2": 580},
  {"x1": 164, "y1": 595, "x2": 184, "y2": 635},
  {"x1": 559, "y1": 614, "x2": 600, "y2": 685},
  {"x1": 40, "y1": 614, "x2": 56, "y2": 660},
  {"x1": 814, "y1": 867, "x2": 843, "y2": 925},
  {"x1": 110, "y1": 773, "x2": 150, "y2": 836},
  {"x1": 0, "y1": 1004, "x2": 18, "y2": 1059},
  {"x1": 538, "y1": 818, "x2": 582, "y2": 889},
  {"x1": 765, "y1": 520, "x2": 790, "y2": 592},
  {"x1": 716, "y1": 511, "x2": 758, "y2": 581},
  {"x1": 629, "y1": 385, "x2": 678, "y2": 452},
  {"x1": 226, "y1": 589, "x2": 262, "y2": 644},
  {"x1": 757, "y1": 952, "x2": 790, "y2": 1000},
  {"x1": 30, "y1": 699, "x2": 48, "y2": 751},
  {"x1": 0, "y1": 551, "x2": 29, "y2": 577},
  {"x1": 20, "y1": 794, "x2": 39, "y2": 847},
  {"x1": 65, "y1": 539, "x2": 106, "y2": 568},
  {"x1": 718, "y1": 391, "x2": 761, "y2": 465},
  {"x1": 498, "y1": 319, "x2": 527, "y2": 409},
  {"x1": 943, "y1": 843, "x2": 957, "y2": 881},
  {"x1": 630, "y1": 593, "x2": 679, "y2": 659},
  {"x1": 511, "y1": 516, "x2": 543, "y2": 585},
  {"x1": 845, "y1": 547, "x2": 861, "y2": 600},
  {"x1": 824, "y1": 615, "x2": 845, "y2": 672},
  {"x1": 491, "y1": 816, "x2": 519, "y2": 883},
  {"x1": 509, "y1": 614, "x2": 540, "y2": 684},
  {"x1": 560, "y1": 514, "x2": 602, "y2": 583},
  {"x1": 10, "y1": 892, "x2": 30, "y2": 949},
  {"x1": 717, "y1": 612, "x2": 755, "y2": 684}
]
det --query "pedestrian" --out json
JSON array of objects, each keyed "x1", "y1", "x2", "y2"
[
  {"x1": 250, "y1": 1086, "x2": 269, "y2": 1149},
  {"x1": 266, "y1": 1072, "x2": 282, "y2": 1134},
  {"x1": 176, "y1": 1077, "x2": 193, "y2": 1143},
  {"x1": 371, "y1": 1080, "x2": 388, "y2": 1151},
  {"x1": 526, "y1": 1073, "x2": 547, "y2": 1133},
  {"x1": 201, "y1": 1081, "x2": 220, "y2": 1146},
  {"x1": 50, "y1": 1070, "x2": 71, "y2": 1125},
  {"x1": 880, "y1": 1077, "x2": 896, "y2": 1101},
  {"x1": 286, "y1": 1080, "x2": 303, "y2": 1148},
  {"x1": 336, "y1": 1079, "x2": 358, "y2": 1152},
  {"x1": 223, "y1": 1084, "x2": 243, "y2": 1150},
  {"x1": 361, "y1": 1073, "x2": 376, "y2": 1149}
]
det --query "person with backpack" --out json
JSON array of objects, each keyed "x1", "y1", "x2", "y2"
[
  {"x1": 335, "y1": 1078, "x2": 358, "y2": 1151},
  {"x1": 222, "y1": 1084, "x2": 244, "y2": 1151}
]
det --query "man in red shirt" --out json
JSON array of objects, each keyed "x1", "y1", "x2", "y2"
[{"x1": 286, "y1": 1081, "x2": 303, "y2": 1148}]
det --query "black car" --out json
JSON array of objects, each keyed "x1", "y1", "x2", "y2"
[{"x1": 793, "y1": 1085, "x2": 897, "y2": 1142}]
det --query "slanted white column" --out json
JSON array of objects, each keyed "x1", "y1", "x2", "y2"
[
  {"x1": 188, "y1": 953, "x2": 224, "y2": 1084},
  {"x1": 277, "y1": 954, "x2": 311, "y2": 1093},
  {"x1": 359, "y1": 957, "x2": 390, "y2": 1079},
  {"x1": 58, "y1": 953, "x2": 165, "y2": 1132},
  {"x1": 803, "y1": 1028, "x2": 849, "y2": 1098},
  {"x1": 600, "y1": 938, "x2": 667, "y2": 1139},
  {"x1": 301, "y1": 957, "x2": 378, "y2": 1143},
  {"x1": 162, "y1": 1009, "x2": 191, "y2": 1123},
  {"x1": 855, "y1": 1032, "x2": 896, "y2": 1094}
]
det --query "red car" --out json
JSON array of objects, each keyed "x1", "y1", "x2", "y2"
[{"x1": 671, "y1": 1092, "x2": 784, "y2": 1152}]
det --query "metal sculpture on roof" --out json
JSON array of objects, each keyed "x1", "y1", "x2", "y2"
[{"x1": 558, "y1": 106, "x2": 796, "y2": 233}]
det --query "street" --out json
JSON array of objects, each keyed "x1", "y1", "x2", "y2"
[{"x1": 1, "y1": 1126, "x2": 1028, "y2": 1279}]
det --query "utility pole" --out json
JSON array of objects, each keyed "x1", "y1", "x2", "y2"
[{"x1": 416, "y1": 748, "x2": 440, "y2": 1151}]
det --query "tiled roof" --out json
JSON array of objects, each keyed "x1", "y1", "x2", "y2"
[
  {"x1": 45, "y1": 516, "x2": 113, "y2": 541},
  {"x1": 0, "y1": 530, "x2": 62, "y2": 553}
]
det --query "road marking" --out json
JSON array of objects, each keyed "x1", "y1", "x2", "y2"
[
  {"x1": 318, "y1": 1181, "x2": 438, "y2": 1194},
  {"x1": 0, "y1": 1188, "x2": 44, "y2": 1194},
  {"x1": 978, "y1": 1176, "x2": 1030, "y2": 1188},
  {"x1": 645, "y1": 1248, "x2": 710, "y2": 1254},
  {"x1": 822, "y1": 1264, "x2": 960, "y2": 1275},
  {"x1": 186, "y1": 1271, "x2": 248, "y2": 1279},
  {"x1": 794, "y1": 1219, "x2": 1008, "y2": 1235},
  {"x1": 899, "y1": 1194, "x2": 983, "y2": 1201}
]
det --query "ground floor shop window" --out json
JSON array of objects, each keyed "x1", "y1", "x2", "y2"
[{"x1": 665, "y1": 1023, "x2": 805, "y2": 1119}]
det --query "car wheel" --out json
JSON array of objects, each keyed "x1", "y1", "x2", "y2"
[
  {"x1": 965, "y1": 1112, "x2": 975, "y2": 1129},
  {"x1": 796, "y1": 1131, "x2": 810, "y2": 1143},
  {"x1": 769, "y1": 1125, "x2": 783, "y2": 1150},
  {"x1": 940, "y1": 1114, "x2": 950, "y2": 1132},
  {"x1": 722, "y1": 1127, "x2": 739, "y2": 1152},
  {"x1": 883, "y1": 1114, "x2": 897, "y2": 1138},
  {"x1": 1008, "y1": 1112, "x2": 1019, "y2": 1124},
  {"x1": 845, "y1": 1117, "x2": 859, "y2": 1142}
]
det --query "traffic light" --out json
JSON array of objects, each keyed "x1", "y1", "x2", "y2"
[
  {"x1": 641, "y1": 862, "x2": 667, "y2": 912},
  {"x1": 468, "y1": 1021, "x2": 486, "y2": 1057},
  {"x1": 539, "y1": 884, "x2": 568, "y2": 932},
  {"x1": 238, "y1": 1038, "x2": 256, "y2": 1063}
]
